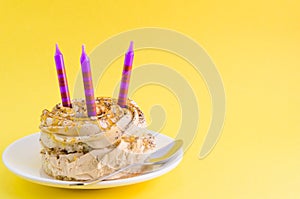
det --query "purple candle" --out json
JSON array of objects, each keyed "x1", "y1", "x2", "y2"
[
  {"x1": 118, "y1": 41, "x2": 134, "y2": 108},
  {"x1": 80, "y1": 45, "x2": 97, "y2": 117},
  {"x1": 54, "y1": 44, "x2": 72, "y2": 108}
]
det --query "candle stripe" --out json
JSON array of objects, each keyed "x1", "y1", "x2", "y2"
[
  {"x1": 58, "y1": 79, "x2": 68, "y2": 85},
  {"x1": 119, "y1": 88, "x2": 129, "y2": 94},
  {"x1": 82, "y1": 76, "x2": 92, "y2": 79},
  {"x1": 56, "y1": 68, "x2": 65, "y2": 74},
  {"x1": 118, "y1": 100, "x2": 127, "y2": 105},
  {"x1": 82, "y1": 70, "x2": 92, "y2": 75},
  {"x1": 119, "y1": 95, "x2": 128, "y2": 99},
  {"x1": 82, "y1": 85, "x2": 94, "y2": 91},
  {"x1": 61, "y1": 94, "x2": 70, "y2": 99},
  {"x1": 120, "y1": 79, "x2": 130, "y2": 85},
  {"x1": 83, "y1": 81, "x2": 93, "y2": 87},
  {"x1": 83, "y1": 77, "x2": 93, "y2": 82},
  {"x1": 122, "y1": 65, "x2": 132, "y2": 71},
  {"x1": 118, "y1": 95, "x2": 128, "y2": 99},
  {"x1": 85, "y1": 94, "x2": 95, "y2": 99}
]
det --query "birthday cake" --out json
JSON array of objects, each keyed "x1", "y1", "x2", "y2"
[
  {"x1": 39, "y1": 42, "x2": 157, "y2": 181},
  {"x1": 39, "y1": 97, "x2": 156, "y2": 181}
]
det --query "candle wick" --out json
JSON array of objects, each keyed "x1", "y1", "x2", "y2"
[
  {"x1": 82, "y1": 45, "x2": 86, "y2": 54},
  {"x1": 128, "y1": 41, "x2": 134, "y2": 52},
  {"x1": 55, "y1": 43, "x2": 61, "y2": 55},
  {"x1": 80, "y1": 44, "x2": 87, "y2": 64}
]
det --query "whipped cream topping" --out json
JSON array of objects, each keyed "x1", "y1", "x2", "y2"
[
  {"x1": 39, "y1": 97, "x2": 156, "y2": 181},
  {"x1": 40, "y1": 97, "x2": 146, "y2": 135}
]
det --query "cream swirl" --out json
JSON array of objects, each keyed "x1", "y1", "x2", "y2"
[{"x1": 40, "y1": 97, "x2": 146, "y2": 150}]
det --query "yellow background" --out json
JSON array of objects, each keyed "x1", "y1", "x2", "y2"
[{"x1": 0, "y1": 0, "x2": 297, "y2": 198}]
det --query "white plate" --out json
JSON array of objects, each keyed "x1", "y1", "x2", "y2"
[{"x1": 2, "y1": 132, "x2": 183, "y2": 189}]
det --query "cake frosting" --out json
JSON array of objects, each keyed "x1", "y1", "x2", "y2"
[{"x1": 39, "y1": 97, "x2": 156, "y2": 181}]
